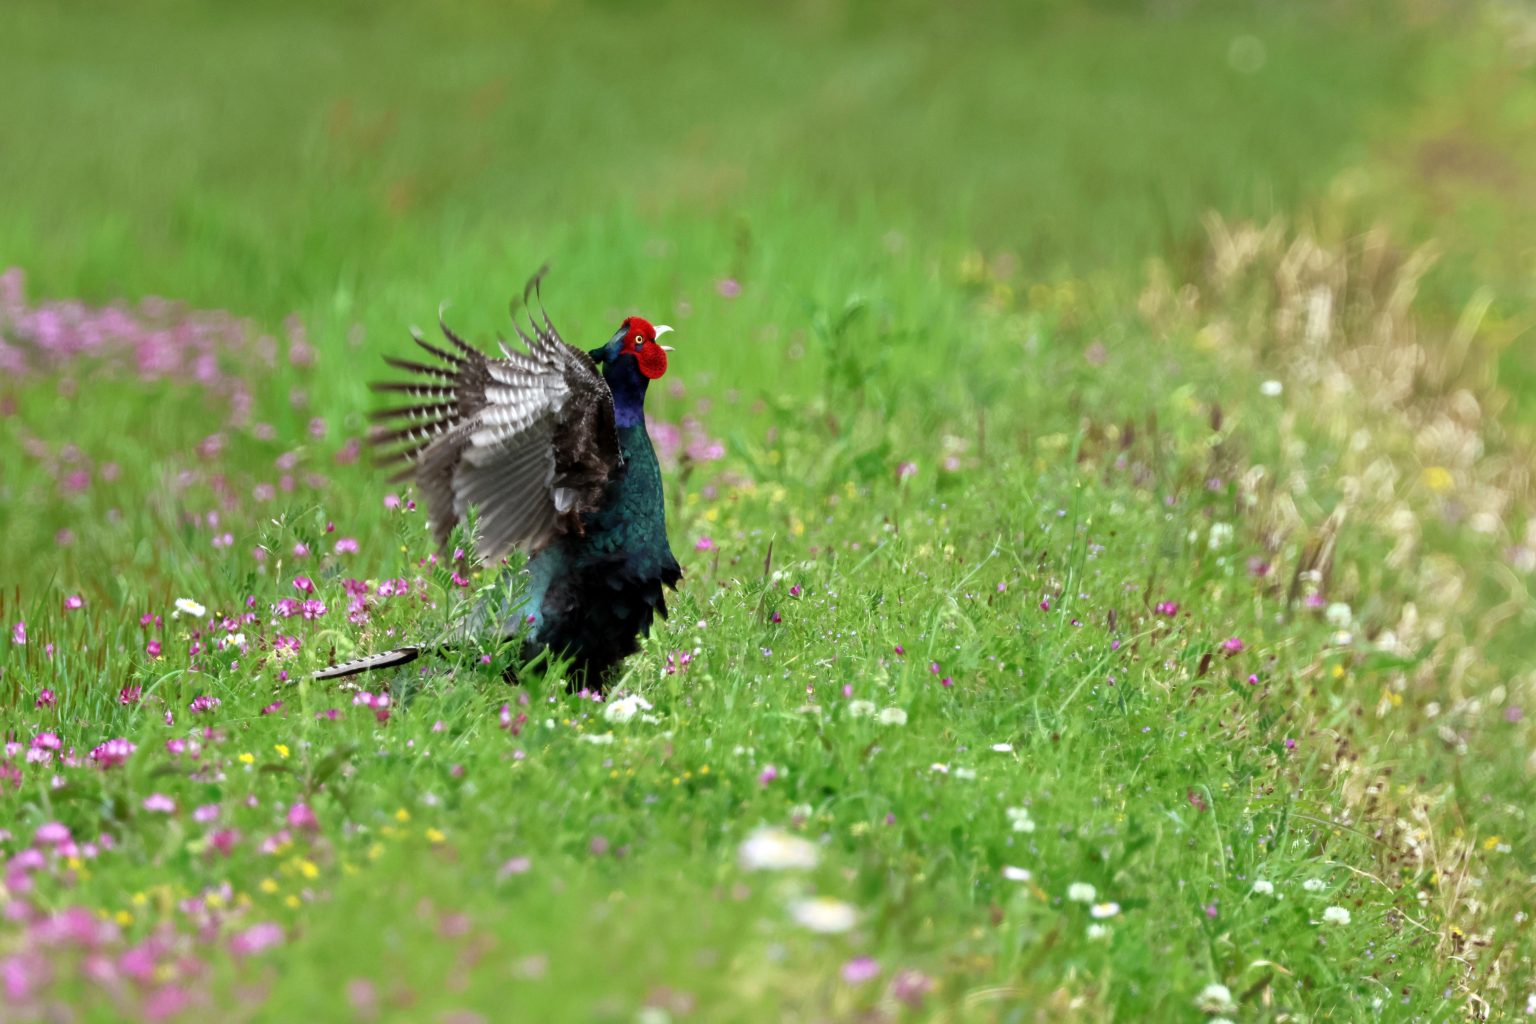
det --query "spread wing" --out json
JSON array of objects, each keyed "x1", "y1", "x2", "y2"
[{"x1": 371, "y1": 268, "x2": 622, "y2": 563}]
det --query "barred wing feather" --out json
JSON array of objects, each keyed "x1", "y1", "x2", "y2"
[{"x1": 371, "y1": 271, "x2": 621, "y2": 563}]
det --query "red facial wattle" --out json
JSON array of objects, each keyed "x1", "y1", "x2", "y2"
[
  {"x1": 619, "y1": 316, "x2": 670, "y2": 380},
  {"x1": 636, "y1": 343, "x2": 668, "y2": 379}
]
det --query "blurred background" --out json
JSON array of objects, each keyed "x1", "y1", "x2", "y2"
[{"x1": 2, "y1": 0, "x2": 1534, "y2": 574}]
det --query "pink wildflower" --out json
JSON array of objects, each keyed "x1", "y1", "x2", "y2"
[
  {"x1": 188, "y1": 695, "x2": 221, "y2": 715},
  {"x1": 63, "y1": 595, "x2": 84, "y2": 611},
  {"x1": 229, "y1": 922, "x2": 284, "y2": 957},
  {"x1": 35, "y1": 821, "x2": 72, "y2": 847},
  {"x1": 286, "y1": 803, "x2": 319, "y2": 831},
  {"x1": 90, "y1": 738, "x2": 136, "y2": 769}
]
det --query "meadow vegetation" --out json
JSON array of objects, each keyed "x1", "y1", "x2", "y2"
[{"x1": 2, "y1": 1, "x2": 1533, "y2": 1020}]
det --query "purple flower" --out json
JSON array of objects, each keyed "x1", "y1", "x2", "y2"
[
  {"x1": 286, "y1": 803, "x2": 319, "y2": 831},
  {"x1": 63, "y1": 595, "x2": 84, "y2": 611},
  {"x1": 210, "y1": 829, "x2": 240, "y2": 856},
  {"x1": 896, "y1": 461, "x2": 918, "y2": 480},
  {"x1": 1220, "y1": 637, "x2": 1245, "y2": 656},
  {"x1": 229, "y1": 922, "x2": 284, "y2": 957},
  {"x1": 142, "y1": 793, "x2": 176, "y2": 814},
  {"x1": 695, "y1": 536, "x2": 716, "y2": 552},
  {"x1": 841, "y1": 957, "x2": 881, "y2": 984},
  {"x1": 90, "y1": 738, "x2": 136, "y2": 768},
  {"x1": 334, "y1": 537, "x2": 359, "y2": 554},
  {"x1": 11, "y1": 621, "x2": 25, "y2": 645},
  {"x1": 260, "y1": 700, "x2": 284, "y2": 716},
  {"x1": 35, "y1": 821, "x2": 72, "y2": 847},
  {"x1": 758, "y1": 765, "x2": 779, "y2": 787},
  {"x1": 188, "y1": 695, "x2": 220, "y2": 715},
  {"x1": 145, "y1": 639, "x2": 161, "y2": 658},
  {"x1": 498, "y1": 856, "x2": 532, "y2": 879},
  {"x1": 1155, "y1": 601, "x2": 1179, "y2": 617},
  {"x1": 34, "y1": 689, "x2": 56, "y2": 709},
  {"x1": 292, "y1": 576, "x2": 315, "y2": 594},
  {"x1": 716, "y1": 277, "x2": 742, "y2": 298},
  {"x1": 891, "y1": 969, "x2": 934, "y2": 1008}
]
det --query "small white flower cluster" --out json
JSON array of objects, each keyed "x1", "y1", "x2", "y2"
[
  {"x1": 736, "y1": 827, "x2": 857, "y2": 935},
  {"x1": 1064, "y1": 882, "x2": 1120, "y2": 938},
  {"x1": 1006, "y1": 806, "x2": 1036, "y2": 834},
  {"x1": 738, "y1": 827, "x2": 819, "y2": 871},
  {"x1": 849, "y1": 701, "x2": 908, "y2": 725},
  {"x1": 602, "y1": 693, "x2": 654, "y2": 724},
  {"x1": 788, "y1": 896, "x2": 857, "y2": 934},
  {"x1": 1195, "y1": 982, "x2": 1237, "y2": 1014}
]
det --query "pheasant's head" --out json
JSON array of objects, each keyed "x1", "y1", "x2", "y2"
[
  {"x1": 589, "y1": 317, "x2": 673, "y2": 381},
  {"x1": 590, "y1": 317, "x2": 674, "y2": 426}
]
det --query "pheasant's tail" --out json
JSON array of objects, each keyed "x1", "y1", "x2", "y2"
[{"x1": 311, "y1": 646, "x2": 424, "y2": 681}]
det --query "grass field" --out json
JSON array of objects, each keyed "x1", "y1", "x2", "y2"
[{"x1": 3, "y1": 1, "x2": 1535, "y2": 1020}]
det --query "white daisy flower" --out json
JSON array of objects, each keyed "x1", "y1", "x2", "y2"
[
  {"x1": 1086, "y1": 923, "x2": 1110, "y2": 940},
  {"x1": 1302, "y1": 878, "x2": 1326, "y2": 892},
  {"x1": 1090, "y1": 901, "x2": 1121, "y2": 919},
  {"x1": 602, "y1": 694, "x2": 653, "y2": 724},
  {"x1": 877, "y1": 707, "x2": 908, "y2": 726},
  {"x1": 847, "y1": 700, "x2": 877, "y2": 718},
  {"x1": 1259, "y1": 379, "x2": 1283, "y2": 397},
  {"x1": 1067, "y1": 882, "x2": 1097, "y2": 904},
  {"x1": 990, "y1": 742, "x2": 1014, "y2": 753},
  {"x1": 738, "y1": 827, "x2": 819, "y2": 871},
  {"x1": 1325, "y1": 602, "x2": 1353, "y2": 628},
  {"x1": 1001, "y1": 865, "x2": 1031, "y2": 882},
  {"x1": 788, "y1": 897, "x2": 857, "y2": 934},
  {"x1": 174, "y1": 598, "x2": 206, "y2": 618},
  {"x1": 1195, "y1": 982, "x2": 1237, "y2": 1014},
  {"x1": 1322, "y1": 905, "x2": 1351, "y2": 925},
  {"x1": 1251, "y1": 879, "x2": 1275, "y2": 895}
]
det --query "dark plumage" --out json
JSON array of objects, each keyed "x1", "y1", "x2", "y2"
[{"x1": 315, "y1": 268, "x2": 681, "y2": 689}]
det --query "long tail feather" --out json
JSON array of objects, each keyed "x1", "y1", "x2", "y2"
[{"x1": 312, "y1": 646, "x2": 423, "y2": 681}]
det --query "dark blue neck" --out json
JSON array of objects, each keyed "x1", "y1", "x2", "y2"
[{"x1": 605, "y1": 362, "x2": 650, "y2": 428}]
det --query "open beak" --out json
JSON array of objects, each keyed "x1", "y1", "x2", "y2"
[{"x1": 654, "y1": 324, "x2": 674, "y2": 352}]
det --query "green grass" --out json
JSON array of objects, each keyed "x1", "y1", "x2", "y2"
[{"x1": 3, "y1": 1, "x2": 1534, "y2": 1020}]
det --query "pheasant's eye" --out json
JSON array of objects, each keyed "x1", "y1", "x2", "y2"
[{"x1": 633, "y1": 334, "x2": 645, "y2": 346}]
